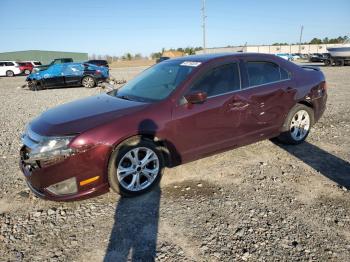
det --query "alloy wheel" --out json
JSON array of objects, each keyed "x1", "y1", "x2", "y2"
[
  {"x1": 82, "y1": 77, "x2": 94, "y2": 88},
  {"x1": 117, "y1": 147, "x2": 160, "y2": 192},
  {"x1": 290, "y1": 110, "x2": 310, "y2": 141}
]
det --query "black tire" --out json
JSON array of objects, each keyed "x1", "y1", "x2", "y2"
[
  {"x1": 277, "y1": 104, "x2": 314, "y2": 145},
  {"x1": 108, "y1": 137, "x2": 165, "y2": 197},
  {"x1": 324, "y1": 59, "x2": 331, "y2": 66},
  {"x1": 335, "y1": 59, "x2": 345, "y2": 66},
  {"x1": 81, "y1": 76, "x2": 95, "y2": 88},
  {"x1": 6, "y1": 70, "x2": 14, "y2": 77}
]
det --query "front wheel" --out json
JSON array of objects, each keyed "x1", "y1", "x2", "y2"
[
  {"x1": 277, "y1": 104, "x2": 314, "y2": 145},
  {"x1": 24, "y1": 69, "x2": 31, "y2": 75},
  {"x1": 108, "y1": 138, "x2": 164, "y2": 197},
  {"x1": 81, "y1": 76, "x2": 95, "y2": 88}
]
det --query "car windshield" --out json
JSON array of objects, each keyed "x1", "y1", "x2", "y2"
[{"x1": 110, "y1": 61, "x2": 195, "y2": 102}]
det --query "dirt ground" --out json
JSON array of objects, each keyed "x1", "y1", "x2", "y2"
[{"x1": 0, "y1": 64, "x2": 349, "y2": 261}]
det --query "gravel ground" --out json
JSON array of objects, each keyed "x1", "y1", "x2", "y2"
[{"x1": 0, "y1": 65, "x2": 349, "y2": 261}]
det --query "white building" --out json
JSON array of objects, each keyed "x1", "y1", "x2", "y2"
[{"x1": 196, "y1": 43, "x2": 346, "y2": 55}]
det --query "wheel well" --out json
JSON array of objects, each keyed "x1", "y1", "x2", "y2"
[
  {"x1": 116, "y1": 134, "x2": 174, "y2": 168},
  {"x1": 140, "y1": 134, "x2": 173, "y2": 167},
  {"x1": 298, "y1": 100, "x2": 313, "y2": 109}
]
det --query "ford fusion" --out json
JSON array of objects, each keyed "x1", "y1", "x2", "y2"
[{"x1": 20, "y1": 53, "x2": 327, "y2": 200}]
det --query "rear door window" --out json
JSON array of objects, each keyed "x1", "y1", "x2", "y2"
[
  {"x1": 5, "y1": 62, "x2": 14, "y2": 66},
  {"x1": 246, "y1": 61, "x2": 281, "y2": 86},
  {"x1": 191, "y1": 63, "x2": 241, "y2": 97}
]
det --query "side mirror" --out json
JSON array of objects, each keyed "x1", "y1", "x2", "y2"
[{"x1": 185, "y1": 91, "x2": 207, "y2": 104}]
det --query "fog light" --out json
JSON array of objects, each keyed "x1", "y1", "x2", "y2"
[{"x1": 46, "y1": 177, "x2": 77, "y2": 195}]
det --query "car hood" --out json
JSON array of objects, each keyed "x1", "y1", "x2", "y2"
[{"x1": 30, "y1": 93, "x2": 148, "y2": 136}]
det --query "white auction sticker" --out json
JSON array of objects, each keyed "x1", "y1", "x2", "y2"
[{"x1": 180, "y1": 61, "x2": 202, "y2": 67}]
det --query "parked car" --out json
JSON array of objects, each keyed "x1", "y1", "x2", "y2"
[
  {"x1": 276, "y1": 53, "x2": 293, "y2": 61},
  {"x1": 0, "y1": 61, "x2": 21, "y2": 77},
  {"x1": 20, "y1": 53, "x2": 327, "y2": 200},
  {"x1": 291, "y1": 53, "x2": 301, "y2": 60},
  {"x1": 26, "y1": 62, "x2": 109, "y2": 90},
  {"x1": 26, "y1": 61, "x2": 42, "y2": 67},
  {"x1": 34, "y1": 58, "x2": 73, "y2": 72},
  {"x1": 308, "y1": 53, "x2": 326, "y2": 62},
  {"x1": 85, "y1": 60, "x2": 109, "y2": 68},
  {"x1": 17, "y1": 62, "x2": 34, "y2": 75}
]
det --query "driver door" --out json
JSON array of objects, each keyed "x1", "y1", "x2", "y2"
[
  {"x1": 170, "y1": 61, "x2": 244, "y2": 162},
  {"x1": 42, "y1": 64, "x2": 65, "y2": 87}
]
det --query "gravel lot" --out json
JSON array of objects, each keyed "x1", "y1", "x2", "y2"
[{"x1": 0, "y1": 65, "x2": 349, "y2": 261}]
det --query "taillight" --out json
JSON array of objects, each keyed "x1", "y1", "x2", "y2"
[{"x1": 95, "y1": 70, "x2": 101, "y2": 75}]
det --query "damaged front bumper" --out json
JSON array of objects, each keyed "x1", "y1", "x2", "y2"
[{"x1": 19, "y1": 127, "x2": 110, "y2": 201}]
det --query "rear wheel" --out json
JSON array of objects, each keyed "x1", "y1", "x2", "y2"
[
  {"x1": 82, "y1": 76, "x2": 95, "y2": 88},
  {"x1": 6, "y1": 70, "x2": 14, "y2": 77},
  {"x1": 24, "y1": 69, "x2": 31, "y2": 75},
  {"x1": 108, "y1": 138, "x2": 164, "y2": 197},
  {"x1": 277, "y1": 104, "x2": 314, "y2": 145},
  {"x1": 335, "y1": 59, "x2": 345, "y2": 66}
]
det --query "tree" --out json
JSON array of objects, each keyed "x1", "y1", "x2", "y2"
[
  {"x1": 309, "y1": 38, "x2": 322, "y2": 44},
  {"x1": 151, "y1": 52, "x2": 162, "y2": 59},
  {"x1": 134, "y1": 53, "x2": 142, "y2": 60}
]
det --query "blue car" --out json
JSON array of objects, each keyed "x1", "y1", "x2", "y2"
[{"x1": 26, "y1": 62, "x2": 109, "y2": 90}]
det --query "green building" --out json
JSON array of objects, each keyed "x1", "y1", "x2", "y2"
[{"x1": 0, "y1": 50, "x2": 88, "y2": 64}]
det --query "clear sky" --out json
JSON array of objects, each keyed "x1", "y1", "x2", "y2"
[{"x1": 1, "y1": 0, "x2": 349, "y2": 56}]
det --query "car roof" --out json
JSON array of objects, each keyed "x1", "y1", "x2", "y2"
[{"x1": 167, "y1": 52, "x2": 278, "y2": 63}]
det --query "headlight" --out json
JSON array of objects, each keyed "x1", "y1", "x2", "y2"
[
  {"x1": 28, "y1": 136, "x2": 75, "y2": 162},
  {"x1": 46, "y1": 177, "x2": 78, "y2": 195}
]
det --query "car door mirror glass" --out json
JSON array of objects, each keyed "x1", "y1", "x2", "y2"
[{"x1": 185, "y1": 91, "x2": 207, "y2": 104}]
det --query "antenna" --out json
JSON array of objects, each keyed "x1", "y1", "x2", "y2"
[{"x1": 201, "y1": 0, "x2": 207, "y2": 53}]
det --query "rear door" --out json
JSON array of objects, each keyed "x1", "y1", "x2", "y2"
[
  {"x1": 62, "y1": 64, "x2": 84, "y2": 86},
  {"x1": 234, "y1": 60, "x2": 296, "y2": 142}
]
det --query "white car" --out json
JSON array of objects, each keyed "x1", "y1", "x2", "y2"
[{"x1": 0, "y1": 61, "x2": 21, "y2": 77}]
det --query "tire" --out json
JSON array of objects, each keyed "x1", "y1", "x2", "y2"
[
  {"x1": 108, "y1": 137, "x2": 165, "y2": 197},
  {"x1": 81, "y1": 76, "x2": 95, "y2": 88},
  {"x1": 24, "y1": 69, "x2": 31, "y2": 75},
  {"x1": 335, "y1": 59, "x2": 345, "y2": 66},
  {"x1": 6, "y1": 70, "x2": 14, "y2": 77},
  {"x1": 277, "y1": 104, "x2": 314, "y2": 145},
  {"x1": 324, "y1": 59, "x2": 331, "y2": 66}
]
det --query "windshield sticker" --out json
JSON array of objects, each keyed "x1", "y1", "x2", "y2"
[{"x1": 180, "y1": 61, "x2": 202, "y2": 67}]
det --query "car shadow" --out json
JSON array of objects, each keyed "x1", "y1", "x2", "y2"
[
  {"x1": 104, "y1": 119, "x2": 177, "y2": 262},
  {"x1": 104, "y1": 186, "x2": 161, "y2": 261},
  {"x1": 272, "y1": 140, "x2": 350, "y2": 189}
]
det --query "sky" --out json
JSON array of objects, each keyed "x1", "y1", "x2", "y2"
[{"x1": 1, "y1": 0, "x2": 349, "y2": 56}]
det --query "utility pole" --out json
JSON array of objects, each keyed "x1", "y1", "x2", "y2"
[
  {"x1": 298, "y1": 25, "x2": 304, "y2": 53},
  {"x1": 201, "y1": 0, "x2": 207, "y2": 53}
]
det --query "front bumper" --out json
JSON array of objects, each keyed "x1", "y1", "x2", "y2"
[{"x1": 19, "y1": 144, "x2": 111, "y2": 201}]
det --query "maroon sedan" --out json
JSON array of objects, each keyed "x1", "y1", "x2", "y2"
[{"x1": 20, "y1": 53, "x2": 327, "y2": 200}]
